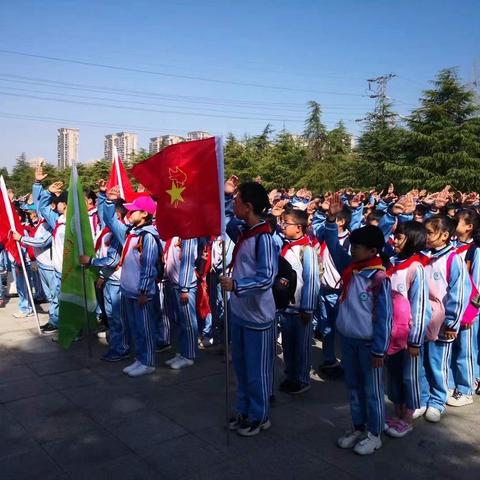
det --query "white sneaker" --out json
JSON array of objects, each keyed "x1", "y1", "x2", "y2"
[
  {"x1": 446, "y1": 391, "x2": 473, "y2": 407},
  {"x1": 12, "y1": 311, "x2": 33, "y2": 318},
  {"x1": 128, "y1": 363, "x2": 155, "y2": 377},
  {"x1": 353, "y1": 432, "x2": 382, "y2": 455},
  {"x1": 165, "y1": 354, "x2": 181, "y2": 366},
  {"x1": 337, "y1": 429, "x2": 366, "y2": 449},
  {"x1": 424, "y1": 406, "x2": 442, "y2": 423},
  {"x1": 170, "y1": 355, "x2": 194, "y2": 370},
  {"x1": 412, "y1": 406, "x2": 427, "y2": 419},
  {"x1": 123, "y1": 360, "x2": 141, "y2": 374}
]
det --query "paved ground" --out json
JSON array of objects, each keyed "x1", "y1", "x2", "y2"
[{"x1": 0, "y1": 296, "x2": 479, "y2": 480}]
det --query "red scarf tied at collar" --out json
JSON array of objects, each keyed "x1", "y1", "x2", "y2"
[
  {"x1": 340, "y1": 257, "x2": 385, "y2": 302},
  {"x1": 281, "y1": 235, "x2": 311, "y2": 257},
  {"x1": 228, "y1": 222, "x2": 271, "y2": 270},
  {"x1": 386, "y1": 253, "x2": 429, "y2": 276}
]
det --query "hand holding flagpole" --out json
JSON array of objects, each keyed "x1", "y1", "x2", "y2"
[{"x1": 0, "y1": 176, "x2": 42, "y2": 334}]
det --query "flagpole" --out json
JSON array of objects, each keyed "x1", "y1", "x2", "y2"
[
  {"x1": 70, "y1": 165, "x2": 93, "y2": 359},
  {"x1": 0, "y1": 176, "x2": 41, "y2": 334},
  {"x1": 221, "y1": 237, "x2": 231, "y2": 446},
  {"x1": 113, "y1": 146, "x2": 125, "y2": 199},
  {"x1": 16, "y1": 241, "x2": 42, "y2": 335}
]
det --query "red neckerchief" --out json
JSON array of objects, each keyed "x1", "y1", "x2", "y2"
[
  {"x1": 281, "y1": 235, "x2": 311, "y2": 257},
  {"x1": 52, "y1": 219, "x2": 65, "y2": 240},
  {"x1": 228, "y1": 222, "x2": 271, "y2": 269},
  {"x1": 456, "y1": 243, "x2": 471, "y2": 255},
  {"x1": 28, "y1": 219, "x2": 45, "y2": 237},
  {"x1": 118, "y1": 232, "x2": 137, "y2": 267},
  {"x1": 95, "y1": 227, "x2": 111, "y2": 252},
  {"x1": 386, "y1": 253, "x2": 427, "y2": 276},
  {"x1": 340, "y1": 257, "x2": 385, "y2": 302}
]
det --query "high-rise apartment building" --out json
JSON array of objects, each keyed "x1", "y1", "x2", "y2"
[
  {"x1": 149, "y1": 135, "x2": 184, "y2": 154},
  {"x1": 104, "y1": 132, "x2": 138, "y2": 162},
  {"x1": 186, "y1": 131, "x2": 211, "y2": 141},
  {"x1": 57, "y1": 128, "x2": 79, "y2": 168}
]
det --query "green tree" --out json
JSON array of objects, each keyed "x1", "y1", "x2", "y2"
[
  {"x1": 8, "y1": 157, "x2": 34, "y2": 195},
  {"x1": 258, "y1": 129, "x2": 307, "y2": 190},
  {"x1": 357, "y1": 98, "x2": 408, "y2": 189},
  {"x1": 303, "y1": 101, "x2": 327, "y2": 163},
  {"x1": 402, "y1": 68, "x2": 480, "y2": 191}
]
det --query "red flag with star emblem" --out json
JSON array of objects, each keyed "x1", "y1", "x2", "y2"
[{"x1": 130, "y1": 137, "x2": 225, "y2": 240}]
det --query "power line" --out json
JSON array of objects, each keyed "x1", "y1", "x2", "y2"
[
  {"x1": 0, "y1": 80, "x2": 370, "y2": 117},
  {"x1": 0, "y1": 49, "x2": 367, "y2": 97},
  {"x1": 0, "y1": 74, "x2": 371, "y2": 112},
  {"x1": 0, "y1": 91, "x2": 305, "y2": 122}
]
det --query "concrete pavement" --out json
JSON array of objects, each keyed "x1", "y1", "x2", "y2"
[{"x1": 0, "y1": 296, "x2": 479, "y2": 479}]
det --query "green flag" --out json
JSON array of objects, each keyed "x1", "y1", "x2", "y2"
[{"x1": 58, "y1": 165, "x2": 97, "y2": 348}]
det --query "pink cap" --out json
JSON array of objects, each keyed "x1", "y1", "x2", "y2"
[{"x1": 123, "y1": 196, "x2": 156, "y2": 215}]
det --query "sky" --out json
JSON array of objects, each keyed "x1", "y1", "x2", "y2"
[{"x1": 0, "y1": 0, "x2": 478, "y2": 169}]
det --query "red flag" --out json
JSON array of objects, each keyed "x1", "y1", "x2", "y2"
[
  {"x1": 106, "y1": 146, "x2": 136, "y2": 202},
  {"x1": 0, "y1": 176, "x2": 23, "y2": 264},
  {"x1": 131, "y1": 137, "x2": 224, "y2": 240}
]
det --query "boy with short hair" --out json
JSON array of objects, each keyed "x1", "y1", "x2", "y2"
[{"x1": 279, "y1": 208, "x2": 320, "y2": 394}]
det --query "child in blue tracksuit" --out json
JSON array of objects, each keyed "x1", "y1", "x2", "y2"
[
  {"x1": 220, "y1": 178, "x2": 278, "y2": 437},
  {"x1": 447, "y1": 208, "x2": 480, "y2": 405},
  {"x1": 37, "y1": 180, "x2": 67, "y2": 335},
  {"x1": 101, "y1": 192, "x2": 161, "y2": 378},
  {"x1": 279, "y1": 208, "x2": 320, "y2": 394},
  {"x1": 324, "y1": 194, "x2": 392, "y2": 456},
  {"x1": 83, "y1": 190, "x2": 127, "y2": 362},
  {"x1": 384, "y1": 221, "x2": 431, "y2": 438},
  {"x1": 13, "y1": 191, "x2": 55, "y2": 323},
  {"x1": 421, "y1": 215, "x2": 471, "y2": 422},
  {"x1": 163, "y1": 236, "x2": 199, "y2": 370},
  {"x1": 311, "y1": 205, "x2": 351, "y2": 376}
]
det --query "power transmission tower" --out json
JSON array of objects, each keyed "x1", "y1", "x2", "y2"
[
  {"x1": 367, "y1": 74, "x2": 396, "y2": 123},
  {"x1": 355, "y1": 73, "x2": 396, "y2": 124}
]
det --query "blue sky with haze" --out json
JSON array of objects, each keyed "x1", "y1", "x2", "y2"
[{"x1": 0, "y1": 0, "x2": 478, "y2": 168}]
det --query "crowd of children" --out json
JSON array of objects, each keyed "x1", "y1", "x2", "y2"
[{"x1": 2, "y1": 167, "x2": 480, "y2": 453}]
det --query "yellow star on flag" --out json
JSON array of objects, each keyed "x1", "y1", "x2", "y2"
[{"x1": 166, "y1": 181, "x2": 185, "y2": 206}]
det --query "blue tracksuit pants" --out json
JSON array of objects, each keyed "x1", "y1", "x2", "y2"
[
  {"x1": 341, "y1": 335, "x2": 385, "y2": 435},
  {"x1": 280, "y1": 311, "x2": 313, "y2": 386},
  {"x1": 318, "y1": 290, "x2": 339, "y2": 364},
  {"x1": 121, "y1": 293, "x2": 156, "y2": 367},
  {"x1": 49, "y1": 271, "x2": 62, "y2": 327},
  {"x1": 425, "y1": 340, "x2": 453, "y2": 412},
  {"x1": 37, "y1": 265, "x2": 56, "y2": 322},
  {"x1": 386, "y1": 349, "x2": 423, "y2": 410},
  {"x1": 12, "y1": 265, "x2": 33, "y2": 314},
  {"x1": 155, "y1": 282, "x2": 171, "y2": 347},
  {"x1": 231, "y1": 321, "x2": 274, "y2": 423},
  {"x1": 474, "y1": 318, "x2": 480, "y2": 381},
  {"x1": 104, "y1": 282, "x2": 129, "y2": 356},
  {"x1": 172, "y1": 287, "x2": 198, "y2": 360},
  {"x1": 449, "y1": 325, "x2": 476, "y2": 395}
]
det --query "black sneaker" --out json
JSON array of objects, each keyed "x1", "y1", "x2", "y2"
[
  {"x1": 475, "y1": 379, "x2": 480, "y2": 396},
  {"x1": 42, "y1": 324, "x2": 58, "y2": 335},
  {"x1": 101, "y1": 351, "x2": 131, "y2": 362},
  {"x1": 284, "y1": 382, "x2": 311, "y2": 395},
  {"x1": 228, "y1": 413, "x2": 248, "y2": 431},
  {"x1": 156, "y1": 343, "x2": 172, "y2": 353},
  {"x1": 279, "y1": 379, "x2": 296, "y2": 392},
  {"x1": 237, "y1": 419, "x2": 271, "y2": 437},
  {"x1": 319, "y1": 360, "x2": 343, "y2": 379}
]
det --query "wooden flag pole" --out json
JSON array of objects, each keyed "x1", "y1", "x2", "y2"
[
  {"x1": 222, "y1": 238, "x2": 231, "y2": 446},
  {"x1": 0, "y1": 176, "x2": 41, "y2": 335}
]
